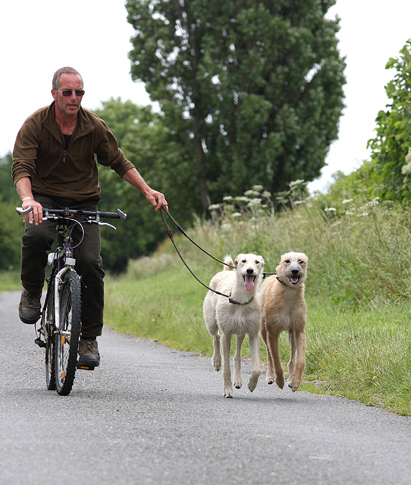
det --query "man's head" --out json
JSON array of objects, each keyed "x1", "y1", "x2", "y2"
[{"x1": 51, "y1": 67, "x2": 84, "y2": 117}]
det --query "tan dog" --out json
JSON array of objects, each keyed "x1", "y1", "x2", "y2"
[
  {"x1": 203, "y1": 254, "x2": 265, "y2": 398},
  {"x1": 260, "y1": 252, "x2": 308, "y2": 392}
]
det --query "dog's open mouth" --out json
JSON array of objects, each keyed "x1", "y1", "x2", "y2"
[
  {"x1": 244, "y1": 275, "x2": 256, "y2": 291},
  {"x1": 290, "y1": 276, "x2": 300, "y2": 285}
]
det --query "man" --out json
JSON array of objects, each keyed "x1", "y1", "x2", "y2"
[{"x1": 12, "y1": 66, "x2": 168, "y2": 368}]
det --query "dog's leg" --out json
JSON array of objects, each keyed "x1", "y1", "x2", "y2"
[
  {"x1": 288, "y1": 329, "x2": 296, "y2": 382},
  {"x1": 261, "y1": 317, "x2": 275, "y2": 385},
  {"x1": 247, "y1": 332, "x2": 260, "y2": 392},
  {"x1": 288, "y1": 329, "x2": 306, "y2": 392},
  {"x1": 221, "y1": 333, "x2": 234, "y2": 398},
  {"x1": 233, "y1": 334, "x2": 244, "y2": 389},
  {"x1": 212, "y1": 333, "x2": 222, "y2": 371},
  {"x1": 265, "y1": 328, "x2": 284, "y2": 389}
]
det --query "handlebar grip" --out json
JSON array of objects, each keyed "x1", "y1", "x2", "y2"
[{"x1": 16, "y1": 206, "x2": 33, "y2": 215}]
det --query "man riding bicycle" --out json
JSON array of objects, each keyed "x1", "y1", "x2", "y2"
[{"x1": 12, "y1": 66, "x2": 168, "y2": 368}]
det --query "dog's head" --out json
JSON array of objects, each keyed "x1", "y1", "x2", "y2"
[
  {"x1": 276, "y1": 252, "x2": 308, "y2": 287},
  {"x1": 234, "y1": 254, "x2": 265, "y2": 291}
]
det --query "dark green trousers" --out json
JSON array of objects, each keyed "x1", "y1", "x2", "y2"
[{"x1": 21, "y1": 194, "x2": 105, "y2": 339}]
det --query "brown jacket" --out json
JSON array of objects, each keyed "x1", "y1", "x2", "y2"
[{"x1": 12, "y1": 102, "x2": 134, "y2": 201}]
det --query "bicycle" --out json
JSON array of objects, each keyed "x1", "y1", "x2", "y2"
[{"x1": 16, "y1": 206, "x2": 127, "y2": 395}]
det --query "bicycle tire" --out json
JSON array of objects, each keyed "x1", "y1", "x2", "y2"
[
  {"x1": 45, "y1": 279, "x2": 56, "y2": 390},
  {"x1": 54, "y1": 269, "x2": 81, "y2": 396}
]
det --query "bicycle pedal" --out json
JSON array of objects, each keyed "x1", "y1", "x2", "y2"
[
  {"x1": 35, "y1": 338, "x2": 46, "y2": 348},
  {"x1": 76, "y1": 363, "x2": 95, "y2": 371}
]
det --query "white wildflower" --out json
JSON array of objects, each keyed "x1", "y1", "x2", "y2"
[
  {"x1": 244, "y1": 190, "x2": 260, "y2": 197},
  {"x1": 342, "y1": 199, "x2": 354, "y2": 204},
  {"x1": 324, "y1": 207, "x2": 336, "y2": 212},
  {"x1": 231, "y1": 212, "x2": 242, "y2": 218},
  {"x1": 261, "y1": 191, "x2": 271, "y2": 198},
  {"x1": 248, "y1": 198, "x2": 262, "y2": 207},
  {"x1": 208, "y1": 204, "x2": 221, "y2": 211},
  {"x1": 252, "y1": 185, "x2": 264, "y2": 192},
  {"x1": 233, "y1": 196, "x2": 250, "y2": 203},
  {"x1": 223, "y1": 196, "x2": 234, "y2": 202}
]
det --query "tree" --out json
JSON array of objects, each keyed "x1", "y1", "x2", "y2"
[
  {"x1": 126, "y1": 0, "x2": 346, "y2": 209},
  {"x1": 367, "y1": 40, "x2": 411, "y2": 202}
]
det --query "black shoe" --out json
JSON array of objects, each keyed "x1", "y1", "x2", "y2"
[
  {"x1": 78, "y1": 338, "x2": 100, "y2": 369},
  {"x1": 19, "y1": 289, "x2": 41, "y2": 324}
]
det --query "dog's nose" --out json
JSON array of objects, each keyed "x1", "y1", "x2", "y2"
[
  {"x1": 247, "y1": 268, "x2": 254, "y2": 274},
  {"x1": 291, "y1": 269, "x2": 299, "y2": 275}
]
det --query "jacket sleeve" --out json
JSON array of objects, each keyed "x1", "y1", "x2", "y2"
[{"x1": 12, "y1": 117, "x2": 39, "y2": 186}]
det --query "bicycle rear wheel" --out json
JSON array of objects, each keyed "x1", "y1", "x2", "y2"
[
  {"x1": 55, "y1": 269, "x2": 81, "y2": 396},
  {"x1": 44, "y1": 280, "x2": 56, "y2": 390}
]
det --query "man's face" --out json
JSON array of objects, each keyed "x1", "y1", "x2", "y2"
[{"x1": 52, "y1": 73, "x2": 84, "y2": 116}]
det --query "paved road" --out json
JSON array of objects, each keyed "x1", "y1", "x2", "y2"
[{"x1": 1, "y1": 292, "x2": 410, "y2": 485}]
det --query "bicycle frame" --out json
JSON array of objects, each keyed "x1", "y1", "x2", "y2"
[{"x1": 52, "y1": 224, "x2": 76, "y2": 331}]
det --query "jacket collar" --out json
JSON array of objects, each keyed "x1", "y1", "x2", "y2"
[{"x1": 42, "y1": 102, "x2": 94, "y2": 143}]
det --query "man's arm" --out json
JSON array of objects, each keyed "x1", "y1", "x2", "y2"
[
  {"x1": 15, "y1": 177, "x2": 44, "y2": 224},
  {"x1": 122, "y1": 168, "x2": 168, "y2": 212}
]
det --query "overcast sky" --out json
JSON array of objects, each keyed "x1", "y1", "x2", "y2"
[{"x1": 1, "y1": 1, "x2": 410, "y2": 192}]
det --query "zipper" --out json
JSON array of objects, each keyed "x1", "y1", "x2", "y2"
[{"x1": 63, "y1": 149, "x2": 66, "y2": 163}]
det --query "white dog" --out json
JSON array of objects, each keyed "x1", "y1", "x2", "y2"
[
  {"x1": 260, "y1": 251, "x2": 308, "y2": 392},
  {"x1": 203, "y1": 253, "x2": 265, "y2": 398}
]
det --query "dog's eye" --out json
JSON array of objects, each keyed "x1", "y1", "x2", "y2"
[
  {"x1": 256, "y1": 261, "x2": 260, "y2": 265},
  {"x1": 298, "y1": 260, "x2": 304, "y2": 264},
  {"x1": 242, "y1": 260, "x2": 247, "y2": 263},
  {"x1": 285, "y1": 260, "x2": 290, "y2": 264}
]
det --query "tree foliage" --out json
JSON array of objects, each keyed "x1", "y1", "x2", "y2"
[
  {"x1": 367, "y1": 40, "x2": 411, "y2": 202},
  {"x1": 126, "y1": 0, "x2": 346, "y2": 208},
  {"x1": 0, "y1": 153, "x2": 23, "y2": 270},
  {"x1": 93, "y1": 98, "x2": 198, "y2": 272}
]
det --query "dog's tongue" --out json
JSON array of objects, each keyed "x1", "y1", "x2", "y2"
[
  {"x1": 245, "y1": 275, "x2": 254, "y2": 291},
  {"x1": 291, "y1": 276, "x2": 299, "y2": 284}
]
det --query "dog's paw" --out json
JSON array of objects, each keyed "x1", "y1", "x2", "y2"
[
  {"x1": 276, "y1": 375, "x2": 285, "y2": 389},
  {"x1": 248, "y1": 373, "x2": 259, "y2": 392},
  {"x1": 234, "y1": 378, "x2": 242, "y2": 389},
  {"x1": 212, "y1": 356, "x2": 221, "y2": 371},
  {"x1": 288, "y1": 380, "x2": 300, "y2": 392},
  {"x1": 223, "y1": 388, "x2": 234, "y2": 398}
]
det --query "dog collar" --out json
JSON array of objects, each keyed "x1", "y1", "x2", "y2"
[
  {"x1": 228, "y1": 291, "x2": 255, "y2": 305},
  {"x1": 276, "y1": 276, "x2": 288, "y2": 287}
]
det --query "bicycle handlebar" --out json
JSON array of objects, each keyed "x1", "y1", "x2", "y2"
[{"x1": 16, "y1": 206, "x2": 127, "y2": 222}]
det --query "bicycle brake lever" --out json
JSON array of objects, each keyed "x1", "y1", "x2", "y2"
[{"x1": 97, "y1": 222, "x2": 117, "y2": 230}]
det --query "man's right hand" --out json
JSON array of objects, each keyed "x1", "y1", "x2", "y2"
[{"x1": 22, "y1": 199, "x2": 43, "y2": 225}]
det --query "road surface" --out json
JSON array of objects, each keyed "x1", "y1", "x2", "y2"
[{"x1": 0, "y1": 291, "x2": 410, "y2": 484}]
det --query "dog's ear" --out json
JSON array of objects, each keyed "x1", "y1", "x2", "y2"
[{"x1": 258, "y1": 256, "x2": 265, "y2": 266}]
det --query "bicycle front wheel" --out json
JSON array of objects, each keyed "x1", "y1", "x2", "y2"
[
  {"x1": 45, "y1": 279, "x2": 56, "y2": 390},
  {"x1": 55, "y1": 269, "x2": 81, "y2": 396}
]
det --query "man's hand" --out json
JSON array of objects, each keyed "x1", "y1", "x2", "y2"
[
  {"x1": 146, "y1": 189, "x2": 169, "y2": 212},
  {"x1": 22, "y1": 199, "x2": 43, "y2": 225}
]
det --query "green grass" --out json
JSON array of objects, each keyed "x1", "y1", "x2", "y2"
[
  {"x1": 0, "y1": 271, "x2": 21, "y2": 291},
  {"x1": 103, "y1": 193, "x2": 411, "y2": 416}
]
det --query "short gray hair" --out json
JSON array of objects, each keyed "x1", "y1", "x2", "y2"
[{"x1": 52, "y1": 67, "x2": 83, "y2": 90}]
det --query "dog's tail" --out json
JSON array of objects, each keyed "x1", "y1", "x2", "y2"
[{"x1": 223, "y1": 255, "x2": 235, "y2": 271}]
